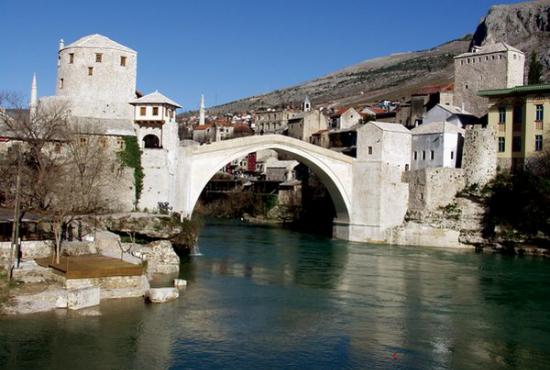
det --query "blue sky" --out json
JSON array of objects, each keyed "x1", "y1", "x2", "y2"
[{"x1": 0, "y1": 0, "x2": 522, "y2": 111}]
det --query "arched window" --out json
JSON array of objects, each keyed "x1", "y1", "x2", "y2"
[{"x1": 143, "y1": 134, "x2": 160, "y2": 149}]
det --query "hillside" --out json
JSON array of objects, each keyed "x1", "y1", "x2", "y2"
[{"x1": 208, "y1": 0, "x2": 550, "y2": 114}]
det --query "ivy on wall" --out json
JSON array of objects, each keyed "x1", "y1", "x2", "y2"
[{"x1": 118, "y1": 136, "x2": 144, "y2": 205}]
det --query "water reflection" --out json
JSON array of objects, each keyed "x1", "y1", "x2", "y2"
[{"x1": 1, "y1": 221, "x2": 550, "y2": 370}]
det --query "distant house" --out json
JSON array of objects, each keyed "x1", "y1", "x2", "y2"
[
  {"x1": 192, "y1": 124, "x2": 214, "y2": 143},
  {"x1": 287, "y1": 110, "x2": 329, "y2": 142},
  {"x1": 360, "y1": 106, "x2": 396, "y2": 123},
  {"x1": 329, "y1": 107, "x2": 361, "y2": 130},
  {"x1": 423, "y1": 104, "x2": 479, "y2": 128},
  {"x1": 410, "y1": 121, "x2": 465, "y2": 170},
  {"x1": 397, "y1": 83, "x2": 454, "y2": 128}
]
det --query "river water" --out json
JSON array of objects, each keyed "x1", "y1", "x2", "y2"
[{"x1": 1, "y1": 220, "x2": 550, "y2": 370}]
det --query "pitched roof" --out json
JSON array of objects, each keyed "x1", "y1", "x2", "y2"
[
  {"x1": 412, "y1": 83, "x2": 454, "y2": 96},
  {"x1": 411, "y1": 121, "x2": 465, "y2": 135},
  {"x1": 434, "y1": 103, "x2": 474, "y2": 116},
  {"x1": 456, "y1": 42, "x2": 523, "y2": 58},
  {"x1": 64, "y1": 34, "x2": 136, "y2": 53},
  {"x1": 130, "y1": 91, "x2": 182, "y2": 108},
  {"x1": 368, "y1": 121, "x2": 410, "y2": 133}
]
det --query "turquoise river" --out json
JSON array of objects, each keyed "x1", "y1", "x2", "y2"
[{"x1": 1, "y1": 220, "x2": 550, "y2": 369}]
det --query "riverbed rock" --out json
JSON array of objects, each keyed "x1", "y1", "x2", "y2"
[
  {"x1": 145, "y1": 287, "x2": 179, "y2": 303},
  {"x1": 66, "y1": 275, "x2": 150, "y2": 300},
  {"x1": 67, "y1": 286, "x2": 100, "y2": 310}
]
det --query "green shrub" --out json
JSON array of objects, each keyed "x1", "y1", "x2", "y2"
[{"x1": 118, "y1": 136, "x2": 144, "y2": 205}]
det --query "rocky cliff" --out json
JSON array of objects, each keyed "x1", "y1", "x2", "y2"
[{"x1": 208, "y1": 0, "x2": 549, "y2": 114}]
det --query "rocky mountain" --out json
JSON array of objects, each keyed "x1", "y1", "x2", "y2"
[{"x1": 208, "y1": 0, "x2": 549, "y2": 114}]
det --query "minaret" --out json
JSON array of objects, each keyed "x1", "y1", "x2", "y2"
[
  {"x1": 59, "y1": 38, "x2": 64, "y2": 50},
  {"x1": 30, "y1": 73, "x2": 37, "y2": 118},
  {"x1": 199, "y1": 94, "x2": 206, "y2": 125}
]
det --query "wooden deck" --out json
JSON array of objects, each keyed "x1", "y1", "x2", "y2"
[{"x1": 35, "y1": 255, "x2": 143, "y2": 279}]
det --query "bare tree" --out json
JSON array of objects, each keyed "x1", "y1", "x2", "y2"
[{"x1": 1, "y1": 92, "x2": 114, "y2": 263}]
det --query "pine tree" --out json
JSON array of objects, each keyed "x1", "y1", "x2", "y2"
[{"x1": 528, "y1": 51, "x2": 543, "y2": 85}]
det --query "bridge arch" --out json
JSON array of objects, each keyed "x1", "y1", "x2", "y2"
[{"x1": 180, "y1": 135, "x2": 354, "y2": 223}]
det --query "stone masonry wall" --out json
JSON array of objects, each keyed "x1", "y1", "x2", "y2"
[
  {"x1": 405, "y1": 168, "x2": 465, "y2": 213},
  {"x1": 462, "y1": 125, "x2": 497, "y2": 187}
]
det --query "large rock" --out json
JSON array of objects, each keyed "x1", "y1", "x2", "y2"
[
  {"x1": 61, "y1": 241, "x2": 97, "y2": 256},
  {"x1": 1, "y1": 286, "x2": 67, "y2": 315},
  {"x1": 99, "y1": 213, "x2": 184, "y2": 239},
  {"x1": 94, "y1": 231, "x2": 142, "y2": 264},
  {"x1": 12, "y1": 261, "x2": 64, "y2": 284},
  {"x1": 66, "y1": 275, "x2": 150, "y2": 300},
  {"x1": 145, "y1": 287, "x2": 179, "y2": 303},
  {"x1": 132, "y1": 240, "x2": 180, "y2": 276},
  {"x1": 67, "y1": 286, "x2": 100, "y2": 310}
]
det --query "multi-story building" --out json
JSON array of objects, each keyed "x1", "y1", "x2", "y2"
[
  {"x1": 454, "y1": 42, "x2": 525, "y2": 117},
  {"x1": 479, "y1": 84, "x2": 550, "y2": 171},
  {"x1": 255, "y1": 109, "x2": 296, "y2": 135}
]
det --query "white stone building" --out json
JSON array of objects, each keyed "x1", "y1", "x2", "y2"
[
  {"x1": 422, "y1": 104, "x2": 478, "y2": 128},
  {"x1": 410, "y1": 122, "x2": 465, "y2": 171},
  {"x1": 56, "y1": 34, "x2": 137, "y2": 120}
]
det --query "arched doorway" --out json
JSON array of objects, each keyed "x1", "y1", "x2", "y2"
[{"x1": 143, "y1": 134, "x2": 160, "y2": 149}]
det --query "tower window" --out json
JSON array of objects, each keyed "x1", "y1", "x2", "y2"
[
  {"x1": 422, "y1": 151, "x2": 426, "y2": 160},
  {"x1": 69, "y1": 53, "x2": 74, "y2": 64},
  {"x1": 413, "y1": 151, "x2": 418, "y2": 160},
  {"x1": 451, "y1": 151, "x2": 454, "y2": 160},
  {"x1": 430, "y1": 150, "x2": 435, "y2": 160},
  {"x1": 59, "y1": 78, "x2": 64, "y2": 89},
  {"x1": 152, "y1": 107, "x2": 159, "y2": 116},
  {"x1": 96, "y1": 53, "x2": 103, "y2": 62},
  {"x1": 120, "y1": 56, "x2": 127, "y2": 66},
  {"x1": 368, "y1": 146, "x2": 373, "y2": 155},
  {"x1": 140, "y1": 107, "x2": 146, "y2": 116},
  {"x1": 88, "y1": 67, "x2": 93, "y2": 76}
]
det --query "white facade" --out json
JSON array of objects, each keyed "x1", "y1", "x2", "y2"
[
  {"x1": 339, "y1": 107, "x2": 361, "y2": 130},
  {"x1": 423, "y1": 104, "x2": 477, "y2": 128},
  {"x1": 56, "y1": 34, "x2": 137, "y2": 120},
  {"x1": 410, "y1": 122, "x2": 464, "y2": 171}
]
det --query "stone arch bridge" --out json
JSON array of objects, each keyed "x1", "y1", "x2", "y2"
[{"x1": 140, "y1": 124, "x2": 412, "y2": 244}]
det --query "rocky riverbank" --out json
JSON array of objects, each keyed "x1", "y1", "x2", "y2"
[{"x1": 0, "y1": 213, "x2": 194, "y2": 315}]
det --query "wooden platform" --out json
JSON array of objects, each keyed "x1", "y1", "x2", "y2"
[{"x1": 35, "y1": 255, "x2": 143, "y2": 279}]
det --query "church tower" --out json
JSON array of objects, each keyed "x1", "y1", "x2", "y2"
[{"x1": 303, "y1": 96, "x2": 311, "y2": 112}]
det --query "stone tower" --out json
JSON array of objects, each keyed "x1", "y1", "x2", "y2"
[
  {"x1": 55, "y1": 34, "x2": 137, "y2": 120},
  {"x1": 453, "y1": 42, "x2": 524, "y2": 117}
]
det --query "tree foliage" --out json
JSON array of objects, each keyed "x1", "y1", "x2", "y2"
[
  {"x1": 528, "y1": 51, "x2": 543, "y2": 85},
  {"x1": 118, "y1": 136, "x2": 144, "y2": 206}
]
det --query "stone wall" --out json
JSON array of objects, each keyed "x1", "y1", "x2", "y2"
[
  {"x1": 462, "y1": 125, "x2": 497, "y2": 187},
  {"x1": 0, "y1": 241, "x2": 52, "y2": 262},
  {"x1": 405, "y1": 168, "x2": 465, "y2": 213}
]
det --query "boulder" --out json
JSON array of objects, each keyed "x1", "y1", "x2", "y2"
[
  {"x1": 61, "y1": 241, "x2": 97, "y2": 256},
  {"x1": 145, "y1": 287, "x2": 179, "y2": 303},
  {"x1": 1, "y1": 286, "x2": 67, "y2": 315},
  {"x1": 174, "y1": 278, "x2": 187, "y2": 288},
  {"x1": 12, "y1": 261, "x2": 64, "y2": 284}
]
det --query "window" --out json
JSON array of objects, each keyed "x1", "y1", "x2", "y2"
[
  {"x1": 430, "y1": 150, "x2": 435, "y2": 160},
  {"x1": 535, "y1": 135, "x2": 543, "y2": 152},
  {"x1": 413, "y1": 151, "x2": 418, "y2": 160},
  {"x1": 512, "y1": 136, "x2": 521, "y2": 152},
  {"x1": 88, "y1": 67, "x2": 93, "y2": 76},
  {"x1": 536, "y1": 104, "x2": 544, "y2": 121},
  {"x1": 95, "y1": 53, "x2": 103, "y2": 62},
  {"x1": 120, "y1": 56, "x2": 127, "y2": 66},
  {"x1": 69, "y1": 53, "x2": 74, "y2": 64},
  {"x1": 59, "y1": 78, "x2": 64, "y2": 89},
  {"x1": 368, "y1": 146, "x2": 373, "y2": 155},
  {"x1": 79, "y1": 137, "x2": 87, "y2": 145},
  {"x1": 451, "y1": 151, "x2": 454, "y2": 160},
  {"x1": 422, "y1": 151, "x2": 426, "y2": 160},
  {"x1": 152, "y1": 107, "x2": 159, "y2": 116},
  {"x1": 140, "y1": 107, "x2": 146, "y2": 116},
  {"x1": 536, "y1": 120, "x2": 544, "y2": 130},
  {"x1": 498, "y1": 137, "x2": 505, "y2": 152},
  {"x1": 498, "y1": 107, "x2": 506, "y2": 123}
]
